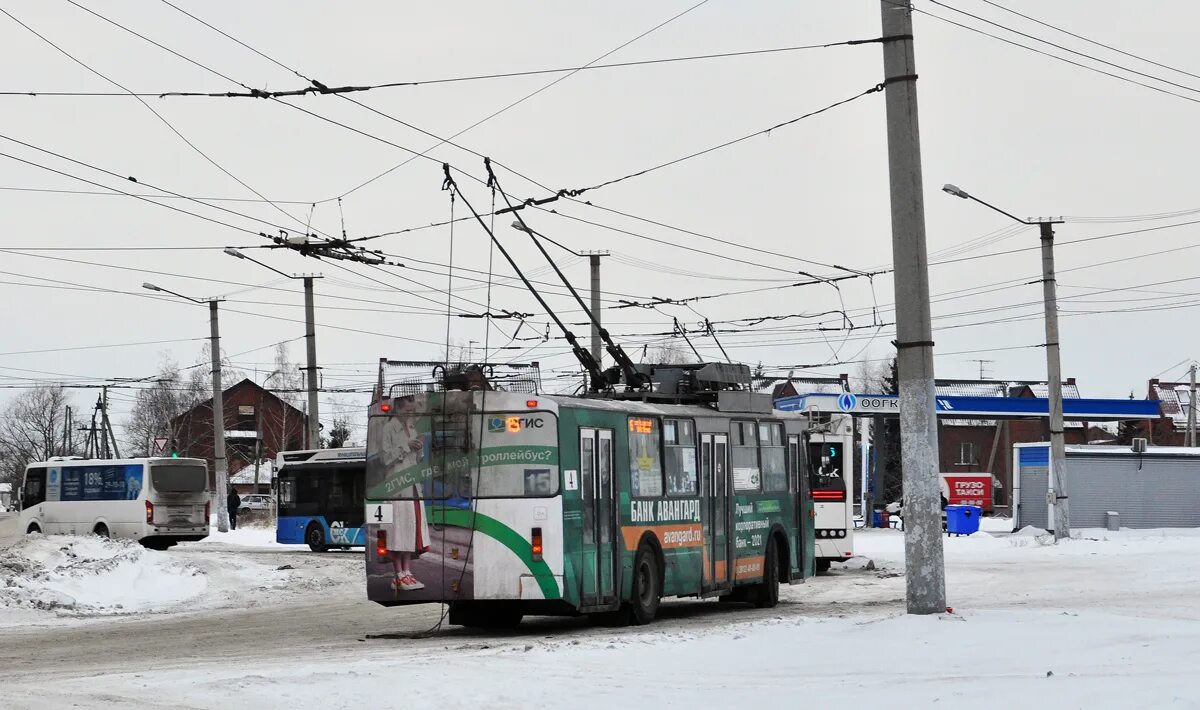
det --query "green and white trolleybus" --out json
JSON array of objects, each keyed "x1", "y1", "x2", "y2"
[{"x1": 365, "y1": 361, "x2": 816, "y2": 627}]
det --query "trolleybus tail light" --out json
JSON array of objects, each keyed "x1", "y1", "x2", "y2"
[
  {"x1": 531, "y1": 527, "x2": 543, "y2": 561},
  {"x1": 204, "y1": 501, "x2": 210, "y2": 522},
  {"x1": 380, "y1": 402, "x2": 392, "y2": 413},
  {"x1": 145, "y1": 500, "x2": 154, "y2": 524},
  {"x1": 812, "y1": 490, "x2": 846, "y2": 502},
  {"x1": 526, "y1": 399, "x2": 538, "y2": 408},
  {"x1": 376, "y1": 530, "x2": 388, "y2": 559}
]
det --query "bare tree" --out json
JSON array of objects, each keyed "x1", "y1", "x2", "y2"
[
  {"x1": 645, "y1": 344, "x2": 695, "y2": 365},
  {"x1": 260, "y1": 342, "x2": 306, "y2": 451},
  {"x1": 0, "y1": 385, "x2": 75, "y2": 488},
  {"x1": 124, "y1": 356, "x2": 208, "y2": 456}
]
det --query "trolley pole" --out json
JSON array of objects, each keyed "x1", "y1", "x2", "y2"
[
  {"x1": 879, "y1": 0, "x2": 946, "y2": 614},
  {"x1": 209, "y1": 299, "x2": 231, "y2": 533}
]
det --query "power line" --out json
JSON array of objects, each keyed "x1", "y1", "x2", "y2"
[
  {"x1": 555, "y1": 82, "x2": 884, "y2": 199},
  {"x1": 0, "y1": 184, "x2": 313, "y2": 204},
  {"x1": 1, "y1": 5, "x2": 317, "y2": 234},
  {"x1": 896, "y1": 0, "x2": 1200, "y2": 106},
  {"x1": 325, "y1": 0, "x2": 715, "y2": 202},
  {"x1": 928, "y1": 0, "x2": 1200, "y2": 96},
  {"x1": 0, "y1": 337, "x2": 205, "y2": 358},
  {"x1": 147, "y1": 1, "x2": 882, "y2": 281},
  {"x1": 0, "y1": 37, "x2": 899, "y2": 99},
  {"x1": 979, "y1": 0, "x2": 1200, "y2": 83}
]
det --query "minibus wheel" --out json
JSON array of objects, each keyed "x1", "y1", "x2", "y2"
[{"x1": 93, "y1": 524, "x2": 110, "y2": 539}]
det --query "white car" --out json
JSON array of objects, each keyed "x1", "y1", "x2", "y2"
[{"x1": 239, "y1": 494, "x2": 274, "y2": 512}]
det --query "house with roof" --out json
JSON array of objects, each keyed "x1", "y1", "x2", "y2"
[
  {"x1": 1145, "y1": 379, "x2": 1200, "y2": 445},
  {"x1": 754, "y1": 374, "x2": 849, "y2": 400},
  {"x1": 169, "y1": 378, "x2": 309, "y2": 493}
]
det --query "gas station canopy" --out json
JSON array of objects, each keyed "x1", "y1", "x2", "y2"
[{"x1": 775, "y1": 393, "x2": 1161, "y2": 421}]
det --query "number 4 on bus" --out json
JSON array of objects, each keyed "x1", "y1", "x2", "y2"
[{"x1": 368, "y1": 502, "x2": 393, "y2": 524}]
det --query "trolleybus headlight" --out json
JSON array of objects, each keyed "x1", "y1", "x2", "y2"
[
  {"x1": 376, "y1": 530, "x2": 388, "y2": 559},
  {"x1": 531, "y1": 527, "x2": 543, "y2": 561}
]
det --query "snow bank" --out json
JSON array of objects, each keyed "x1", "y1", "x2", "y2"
[
  {"x1": 0, "y1": 535, "x2": 206, "y2": 617},
  {"x1": 189, "y1": 525, "x2": 292, "y2": 548}
]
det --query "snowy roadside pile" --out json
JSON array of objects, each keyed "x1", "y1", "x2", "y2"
[
  {"x1": 188, "y1": 523, "x2": 292, "y2": 548},
  {"x1": 0, "y1": 534, "x2": 206, "y2": 616}
]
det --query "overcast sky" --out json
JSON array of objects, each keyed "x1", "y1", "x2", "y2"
[{"x1": 3, "y1": 0, "x2": 1199, "y2": 437}]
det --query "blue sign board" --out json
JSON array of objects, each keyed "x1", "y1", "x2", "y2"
[{"x1": 776, "y1": 393, "x2": 1160, "y2": 420}]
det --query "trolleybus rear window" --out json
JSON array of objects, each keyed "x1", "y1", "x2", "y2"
[
  {"x1": 808, "y1": 442, "x2": 846, "y2": 500},
  {"x1": 367, "y1": 409, "x2": 559, "y2": 499}
]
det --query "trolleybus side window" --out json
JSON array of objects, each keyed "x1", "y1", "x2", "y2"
[
  {"x1": 731, "y1": 421, "x2": 761, "y2": 492},
  {"x1": 663, "y1": 418, "x2": 698, "y2": 496},
  {"x1": 628, "y1": 417, "x2": 663, "y2": 498},
  {"x1": 760, "y1": 422, "x2": 787, "y2": 492},
  {"x1": 23, "y1": 469, "x2": 46, "y2": 508},
  {"x1": 787, "y1": 434, "x2": 801, "y2": 493}
]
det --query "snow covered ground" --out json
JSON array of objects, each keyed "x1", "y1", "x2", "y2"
[{"x1": 4, "y1": 525, "x2": 1200, "y2": 708}]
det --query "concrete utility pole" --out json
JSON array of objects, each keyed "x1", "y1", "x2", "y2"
[
  {"x1": 1037, "y1": 220, "x2": 1071, "y2": 541},
  {"x1": 208, "y1": 299, "x2": 231, "y2": 533},
  {"x1": 143, "y1": 281, "x2": 229, "y2": 532},
  {"x1": 585, "y1": 251, "x2": 609, "y2": 367},
  {"x1": 223, "y1": 249, "x2": 322, "y2": 449},
  {"x1": 303, "y1": 276, "x2": 320, "y2": 448},
  {"x1": 1188, "y1": 364, "x2": 1197, "y2": 447},
  {"x1": 940, "y1": 190, "x2": 1069, "y2": 541},
  {"x1": 879, "y1": 0, "x2": 946, "y2": 614}
]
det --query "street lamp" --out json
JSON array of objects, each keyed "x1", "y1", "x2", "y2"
[
  {"x1": 144, "y1": 282, "x2": 230, "y2": 533},
  {"x1": 223, "y1": 248, "x2": 322, "y2": 449},
  {"x1": 942, "y1": 184, "x2": 1070, "y2": 541}
]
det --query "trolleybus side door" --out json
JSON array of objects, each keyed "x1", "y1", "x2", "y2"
[
  {"x1": 579, "y1": 428, "x2": 617, "y2": 607},
  {"x1": 788, "y1": 433, "x2": 804, "y2": 580},
  {"x1": 701, "y1": 432, "x2": 732, "y2": 592}
]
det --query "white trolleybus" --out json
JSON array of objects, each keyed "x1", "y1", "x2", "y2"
[
  {"x1": 18, "y1": 456, "x2": 211, "y2": 549},
  {"x1": 807, "y1": 413, "x2": 853, "y2": 571}
]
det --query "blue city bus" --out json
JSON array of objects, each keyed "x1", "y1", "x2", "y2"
[{"x1": 276, "y1": 448, "x2": 366, "y2": 552}]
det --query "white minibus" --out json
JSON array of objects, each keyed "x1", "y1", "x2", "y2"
[{"x1": 19, "y1": 456, "x2": 211, "y2": 549}]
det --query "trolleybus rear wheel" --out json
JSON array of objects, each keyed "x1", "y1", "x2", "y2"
[
  {"x1": 26, "y1": 523, "x2": 40, "y2": 535},
  {"x1": 306, "y1": 523, "x2": 327, "y2": 553}
]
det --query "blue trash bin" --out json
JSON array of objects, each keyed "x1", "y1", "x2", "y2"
[{"x1": 945, "y1": 505, "x2": 981, "y2": 536}]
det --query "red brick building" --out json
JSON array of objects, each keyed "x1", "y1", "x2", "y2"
[{"x1": 169, "y1": 379, "x2": 308, "y2": 491}]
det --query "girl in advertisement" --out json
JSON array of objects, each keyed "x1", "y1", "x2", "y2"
[{"x1": 380, "y1": 397, "x2": 432, "y2": 592}]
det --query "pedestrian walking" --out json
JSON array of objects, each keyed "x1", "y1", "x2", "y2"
[{"x1": 227, "y1": 488, "x2": 241, "y2": 531}]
